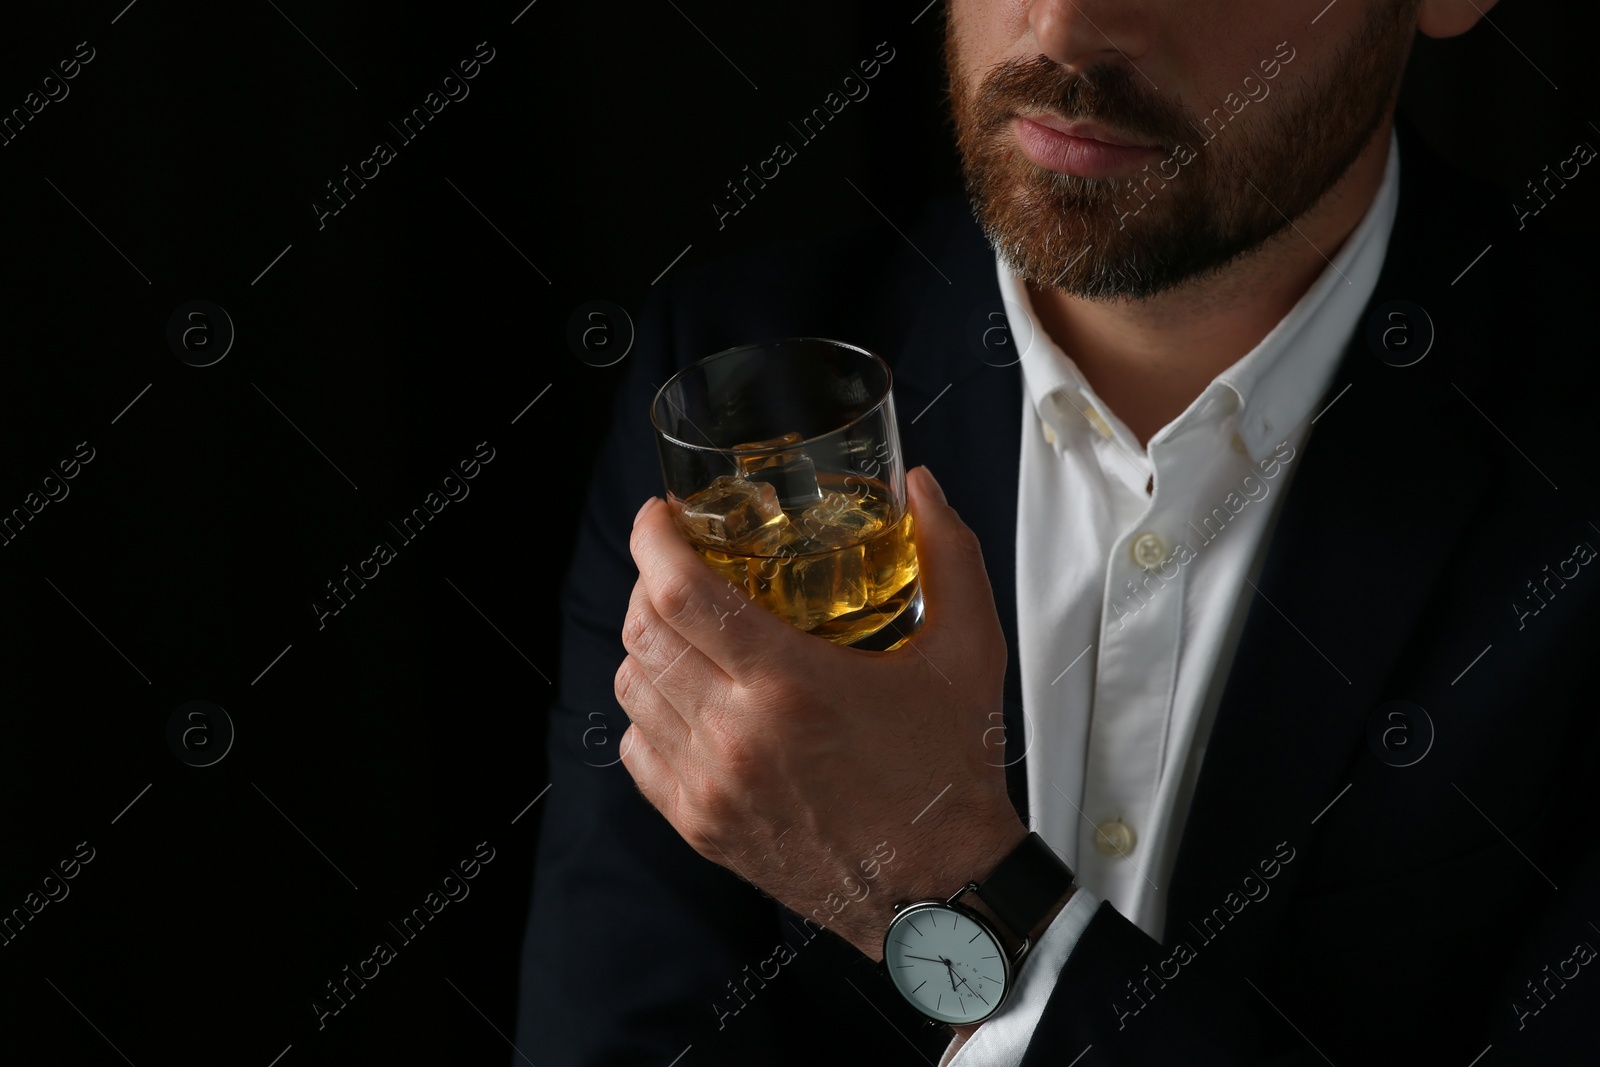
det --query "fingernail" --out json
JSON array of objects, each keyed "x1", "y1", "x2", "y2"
[
  {"x1": 634, "y1": 496, "x2": 658, "y2": 525},
  {"x1": 917, "y1": 466, "x2": 947, "y2": 504}
]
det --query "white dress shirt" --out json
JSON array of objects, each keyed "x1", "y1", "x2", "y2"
[{"x1": 941, "y1": 131, "x2": 1400, "y2": 1066}]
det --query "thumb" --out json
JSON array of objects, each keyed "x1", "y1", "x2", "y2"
[{"x1": 905, "y1": 466, "x2": 1003, "y2": 644}]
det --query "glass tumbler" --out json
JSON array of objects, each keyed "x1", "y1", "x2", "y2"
[{"x1": 649, "y1": 337, "x2": 923, "y2": 652}]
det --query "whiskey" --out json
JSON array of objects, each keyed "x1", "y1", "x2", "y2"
[{"x1": 674, "y1": 471, "x2": 921, "y2": 647}]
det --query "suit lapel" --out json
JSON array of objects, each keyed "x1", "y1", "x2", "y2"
[{"x1": 1161, "y1": 123, "x2": 1509, "y2": 948}]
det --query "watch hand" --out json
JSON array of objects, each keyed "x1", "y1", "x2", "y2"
[
  {"x1": 947, "y1": 966, "x2": 989, "y2": 1005},
  {"x1": 902, "y1": 954, "x2": 950, "y2": 965}
]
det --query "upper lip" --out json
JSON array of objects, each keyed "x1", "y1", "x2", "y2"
[{"x1": 1015, "y1": 112, "x2": 1159, "y2": 149}]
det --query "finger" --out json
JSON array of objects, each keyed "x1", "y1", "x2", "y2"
[
  {"x1": 613, "y1": 650, "x2": 692, "y2": 768},
  {"x1": 622, "y1": 574, "x2": 729, "y2": 716},
  {"x1": 905, "y1": 466, "x2": 1004, "y2": 647},
  {"x1": 618, "y1": 723, "x2": 681, "y2": 822},
  {"x1": 628, "y1": 495, "x2": 799, "y2": 681}
]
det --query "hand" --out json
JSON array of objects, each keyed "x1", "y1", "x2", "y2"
[{"x1": 615, "y1": 465, "x2": 1028, "y2": 961}]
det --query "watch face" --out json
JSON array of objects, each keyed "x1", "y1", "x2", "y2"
[{"x1": 883, "y1": 903, "x2": 1010, "y2": 1024}]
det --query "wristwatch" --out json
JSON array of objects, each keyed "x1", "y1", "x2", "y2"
[{"x1": 881, "y1": 832, "x2": 1075, "y2": 1025}]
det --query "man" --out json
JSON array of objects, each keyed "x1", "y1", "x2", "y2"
[{"x1": 517, "y1": 0, "x2": 1600, "y2": 1062}]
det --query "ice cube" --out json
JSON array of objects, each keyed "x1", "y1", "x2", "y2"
[
  {"x1": 865, "y1": 509, "x2": 918, "y2": 605},
  {"x1": 675, "y1": 474, "x2": 786, "y2": 548},
  {"x1": 743, "y1": 512, "x2": 805, "y2": 557},
  {"x1": 732, "y1": 431, "x2": 823, "y2": 510},
  {"x1": 798, "y1": 489, "x2": 885, "y2": 550},
  {"x1": 754, "y1": 542, "x2": 870, "y2": 631}
]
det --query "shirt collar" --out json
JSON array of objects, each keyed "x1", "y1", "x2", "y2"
[{"x1": 1000, "y1": 128, "x2": 1401, "y2": 463}]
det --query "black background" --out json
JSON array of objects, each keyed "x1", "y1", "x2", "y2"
[{"x1": 0, "y1": 2, "x2": 1592, "y2": 1064}]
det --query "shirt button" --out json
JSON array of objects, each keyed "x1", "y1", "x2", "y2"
[
  {"x1": 1094, "y1": 820, "x2": 1137, "y2": 857},
  {"x1": 1083, "y1": 406, "x2": 1114, "y2": 440},
  {"x1": 1129, "y1": 532, "x2": 1165, "y2": 569},
  {"x1": 1042, "y1": 421, "x2": 1058, "y2": 445},
  {"x1": 1230, "y1": 432, "x2": 1248, "y2": 454}
]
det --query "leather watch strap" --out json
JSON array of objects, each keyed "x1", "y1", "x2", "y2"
[{"x1": 974, "y1": 832, "x2": 1075, "y2": 942}]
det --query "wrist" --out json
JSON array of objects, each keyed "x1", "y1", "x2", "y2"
[
  {"x1": 852, "y1": 819, "x2": 1030, "y2": 961},
  {"x1": 877, "y1": 829, "x2": 1077, "y2": 1036},
  {"x1": 945, "y1": 882, "x2": 1077, "y2": 1041},
  {"x1": 968, "y1": 880, "x2": 1078, "y2": 945}
]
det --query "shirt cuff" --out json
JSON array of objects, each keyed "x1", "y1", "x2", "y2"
[{"x1": 937, "y1": 886, "x2": 1102, "y2": 1067}]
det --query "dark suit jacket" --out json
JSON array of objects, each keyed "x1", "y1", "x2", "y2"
[{"x1": 514, "y1": 122, "x2": 1600, "y2": 1064}]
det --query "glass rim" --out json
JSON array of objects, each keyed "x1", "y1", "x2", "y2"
[{"x1": 648, "y1": 335, "x2": 896, "y2": 457}]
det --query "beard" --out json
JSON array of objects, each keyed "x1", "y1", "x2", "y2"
[{"x1": 945, "y1": 3, "x2": 1416, "y2": 299}]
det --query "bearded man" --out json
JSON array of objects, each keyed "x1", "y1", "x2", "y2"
[{"x1": 516, "y1": 2, "x2": 1600, "y2": 1063}]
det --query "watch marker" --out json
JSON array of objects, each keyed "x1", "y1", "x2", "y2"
[
  {"x1": 968, "y1": 931, "x2": 981, "y2": 943},
  {"x1": 908, "y1": 919, "x2": 923, "y2": 937},
  {"x1": 911, "y1": 980, "x2": 926, "y2": 995}
]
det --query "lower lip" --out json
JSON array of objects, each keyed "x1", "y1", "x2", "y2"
[{"x1": 1012, "y1": 117, "x2": 1163, "y2": 178}]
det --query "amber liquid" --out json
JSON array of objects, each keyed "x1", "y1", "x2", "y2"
[{"x1": 687, "y1": 477, "x2": 921, "y2": 648}]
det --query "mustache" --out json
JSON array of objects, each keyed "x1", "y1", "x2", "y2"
[{"x1": 968, "y1": 55, "x2": 1196, "y2": 150}]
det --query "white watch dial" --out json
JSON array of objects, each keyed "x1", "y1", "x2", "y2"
[{"x1": 884, "y1": 904, "x2": 1009, "y2": 1024}]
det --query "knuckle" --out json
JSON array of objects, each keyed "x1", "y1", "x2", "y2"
[
  {"x1": 704, "y1": 710, "x2": 759, "y2": 774},
  {"x1": 618, "y1": 724, "x2": 650, "y2": 773},
  {"x1": 685, "y1": 830, "x2": 722, "y2": 864},
  {"x1": 620, "y1": 605, "x2": 653, "y2": 658},
  {"x1": 618, "y1": 724, "x2": 647, "y2": 769},
  {"x1": 952, "y1": 522, "x2": 986, "y2": 566},
  {"x1": 693, "y1": 776, "x2": 736, "y2": 825},
  {"x1": 653, "y1": 571, "x2": 704, "y2": 630},
  {"x1": 613, "y1": 656, "x2": 642, "y2": 708},
  {"x1": 614, "y1": 604, "x2": 665, "y2": 662}
]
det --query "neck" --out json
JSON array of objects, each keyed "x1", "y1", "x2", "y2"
[{"x1": 1025, "y1": 117, "x2": 1394, "y2": 449}]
